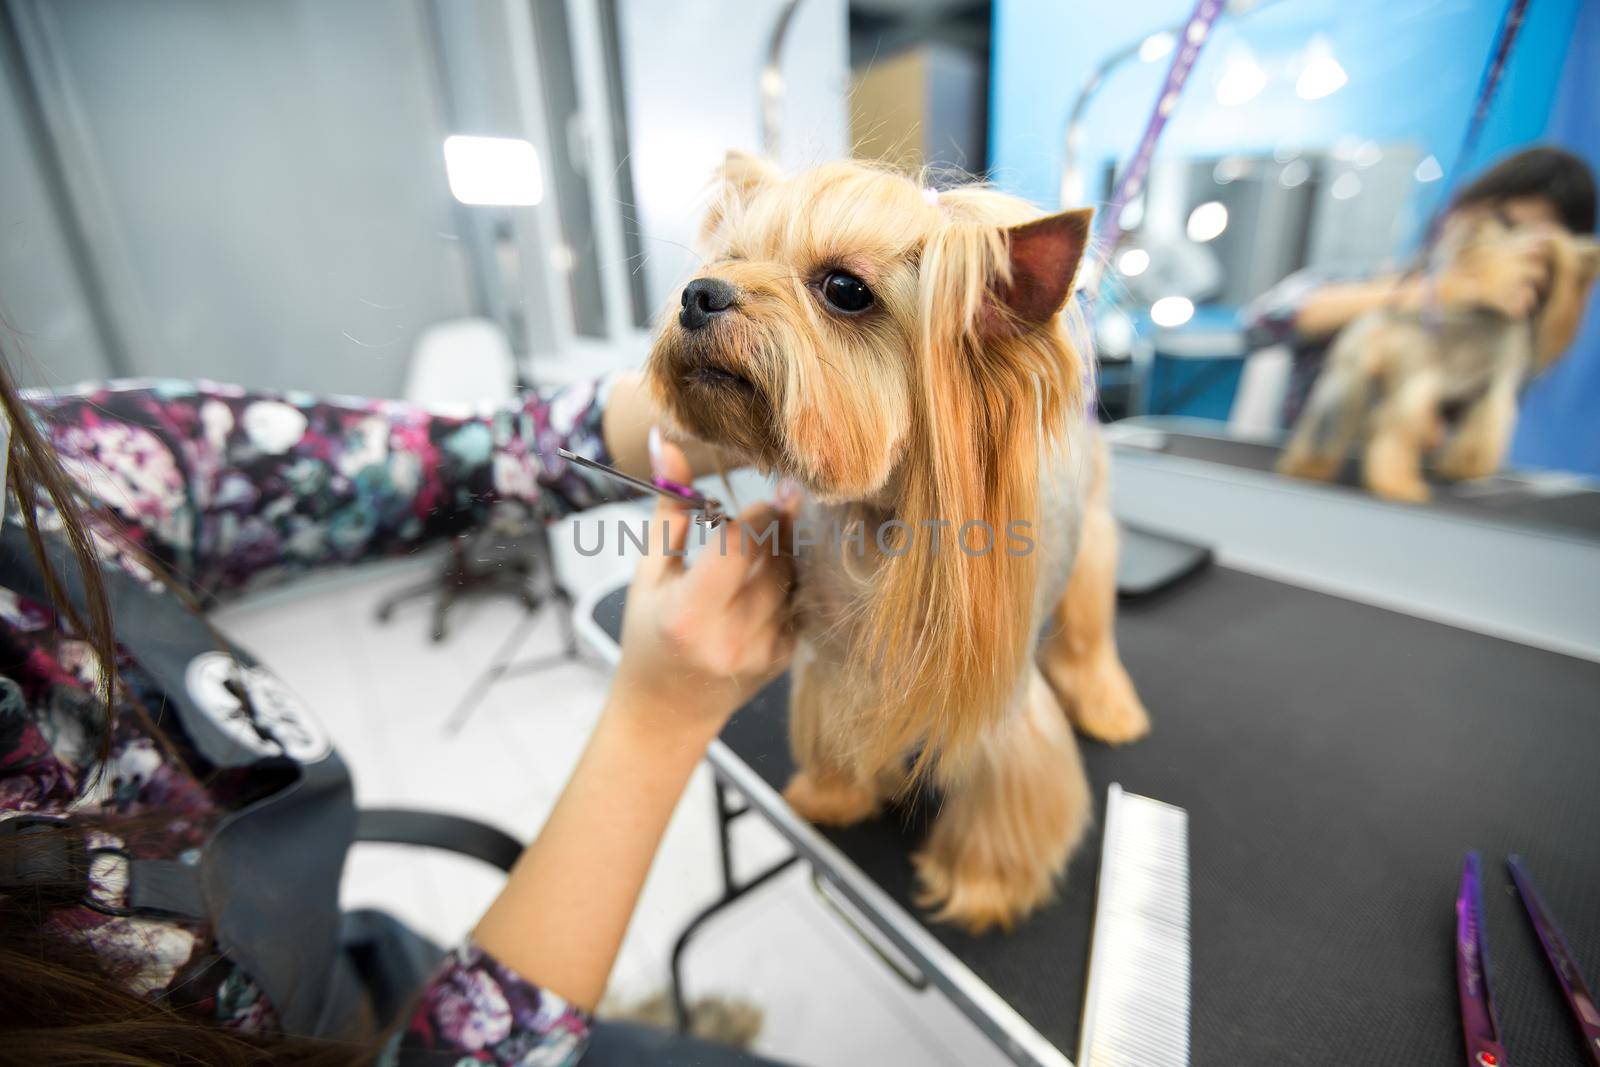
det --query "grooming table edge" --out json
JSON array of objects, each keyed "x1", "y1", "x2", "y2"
[{"x1": 1105, "y1": 418, "x2": 1600, "y2": 662}]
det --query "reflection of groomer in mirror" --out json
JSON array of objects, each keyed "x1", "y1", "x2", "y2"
[{"x1": 1247, "y1": 146, "x2": 1600, "y2": 500}]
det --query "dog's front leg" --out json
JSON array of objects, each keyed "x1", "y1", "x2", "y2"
[
  {"x1": 912, "y1": 669, "x2": 1091, "y2": 934},
  {"x1": 782, "y1": 648, "x2": 886, "y2": 827},
  {"x1": 1435, "y1": 379, "x2": 1518, "y2": 482},
  {"x1": 1039, "y1": 440, "x2": 1149, "y2": 744},
  {"x1": 1363, "y1": 368, "x2": 1442, "y2": 502}
]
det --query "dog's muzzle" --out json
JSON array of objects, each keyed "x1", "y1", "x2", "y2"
[{"x1": 679, "y1": 277, "x2": 737, "y2": 331}]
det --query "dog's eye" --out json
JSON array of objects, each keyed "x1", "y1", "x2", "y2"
[{"x1": 822, "y1": 272, "x2": 874, "y2": 313}]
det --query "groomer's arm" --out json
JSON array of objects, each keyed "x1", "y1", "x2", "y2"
[
  {"x1": 1290, "y1": 275, "x2": 1423, "y2": 337},
  {"x1": 1291, "y1": 235, "x2": 1552, "y2": 338},
  {"x1": 473, "y1": 438, "x2": 794, "y2": 1012},
  {"x1": 603, "y1": 370, "x2": 726, "y2": 480}
]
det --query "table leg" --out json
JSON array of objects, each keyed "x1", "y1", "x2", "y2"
[{"x1": 669, "y1": 775, "x2": 801, "y2": 1033}]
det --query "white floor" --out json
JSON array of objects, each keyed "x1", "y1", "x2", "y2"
[{"x1": 212, "y1": 485, "x2": 1013, "y2": 1067}]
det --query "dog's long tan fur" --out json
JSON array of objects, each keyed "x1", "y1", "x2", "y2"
[{"x1": 648, "y1": 155, "x2": 1148, "y2": 931}]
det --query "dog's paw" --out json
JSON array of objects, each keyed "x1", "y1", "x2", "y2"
[
  {"x1": 1044, "y1": 658, "x2": 1151, "y2": 745},
  {"x1": 1277, "y1": 452, "x2": 1340, "y2": 482},
  {"x1": 783, "y1": 771, "x2": 879, "y2": 827},
  {"x1": 1073, "y1": 686, "x2": 1151, "y2": 746},
  {"x1": 1435, "y1": 447, "x2": 1494, "y2": 483},
  {"x1": 1367, "y1": 474, "x2": 1432, "y2": 503},
  {"x1": 912, "y1": 849, "x2": 1052, "y2": 935}
]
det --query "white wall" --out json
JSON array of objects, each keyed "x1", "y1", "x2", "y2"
[
  {"x1": 616, "y1": 0, "x2": 850, "y2": 320},
  {"x1": 8, "y1": 0, "x2": 478, "y2": 398},
  {"x1": 0, "y1": 0, "x2": 852, "y2": 396},
  {"x1": 0, "y1": 33, "x2": 111, "y2": 386}
]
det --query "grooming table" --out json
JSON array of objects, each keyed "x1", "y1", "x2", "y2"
[{"x1": 577, "y1": 454, "x2": 1600, "y2": 1067}]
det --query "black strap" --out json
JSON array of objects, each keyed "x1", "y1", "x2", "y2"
[
  {"x1": 0, "y1": 815, "x2": 208, "y2": 920},
  {"x1": 127, "y1": 857, "x2": 209, "y2": 919},
  {"x1": 354, "y1": 809, "x2": 522, "y2": 873},
  {"x1": 0, "y1": 816, "x2": 88, "y2": 890}
]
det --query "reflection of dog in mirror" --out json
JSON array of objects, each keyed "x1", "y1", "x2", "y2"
[
  {"x1": 1279, "y1": 216, "x2": 1600, "y2": 501},
  {"x1": 647, "y1": 154, "x2": 1149, "y2": 932}
]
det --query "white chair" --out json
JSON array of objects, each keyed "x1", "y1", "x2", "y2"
[
  {"x1": 1227, "y1": 343, "x2": 1293, "y2": 439},
  {"x1": 400, "y1": 317, "x2": 518, "y2": 405}
]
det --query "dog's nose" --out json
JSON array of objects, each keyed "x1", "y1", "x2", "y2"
[{"x1": 679, "y1": 278, "x2": 737, "y2": 331}]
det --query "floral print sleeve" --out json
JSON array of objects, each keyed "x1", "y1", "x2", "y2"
[
  {"x1": 1241, "y1": 268, "x2": 1329, "y2": 349},
  {"x1": 1240, "y1": 264, "x2": 1382, "y2": 349},
  {"x1": 25, "y1": 376, "x2": 629, "y2": 602},
  {"x1": 383, "y1": 939, "x2": 590, "y2": 1066}
]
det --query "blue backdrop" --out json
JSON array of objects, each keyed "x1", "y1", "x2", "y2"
[{"x1": 990, "y1": 0, "x2": 1598, "y2": 473}]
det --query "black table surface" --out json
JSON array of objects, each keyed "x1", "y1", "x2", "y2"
[
  {"x1": 594, "y1": 567, "x2": 1600, "y2": 1065},
  {"x1": 1116, "y1": 430, "x2": 1600, "y2": 539}
]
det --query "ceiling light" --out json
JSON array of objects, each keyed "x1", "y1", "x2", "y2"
[
  {"x1": 1118, "y1": 248, "x2": 1151, "y2": 277},
  {"x1": 1216, "y1": 48, "x2": 1267, "y2": 108},
  {"x1": 1213, "y1": 158, "x2": 1248, "y2": 184},
  {"x1": 1118, "y1": 198, "x2": 1145, "y2": 231},
  {"x1": 1139, "y1": 32, "x2": 1176, "y2": 63},
  {"x1": 1186, "y1": 201, "x2": 1228, "y2": 242},
  {"x1": 1296, "y1": 38, "x2": 1348, "y2": 101},
  {"x1": 443, "y1": 135, "x2": 544, "y2": 206},
  {"x1": 1151, "y1": 296, "x2": 1195, "y2": 328}
]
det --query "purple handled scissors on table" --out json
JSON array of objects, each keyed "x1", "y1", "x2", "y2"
[
  {"x1": 1457, "y1": 853, "x2": 1509, "y2": 1067},
  {"x1": 1507, "y1": 855, "x2": 1600, "y2": 1066},
  {"x1": 556, "y1": 448, "x2": 726, "y2": 526},
  {"x1": 1456, "y1": 853, "x2": 1600, "y2": 1067}
]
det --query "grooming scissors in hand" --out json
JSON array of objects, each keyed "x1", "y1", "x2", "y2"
[{"x1": 557, "y1": 448, "x2": 726, "y2": 526}]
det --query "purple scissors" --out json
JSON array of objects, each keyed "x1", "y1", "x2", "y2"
[
  {"x1": 1507, "y1": 855, "x2": 1600, "y2": 1066},
  {"x1": 1458, "y1": 852, "x2": 1509, "y2": 1067},
  {"x1": 556, "y1": 447, "x2": 725, "y2": 526}
]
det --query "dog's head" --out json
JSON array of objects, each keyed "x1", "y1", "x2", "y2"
[
  {"x1": 1439, "y1": 209, "x2": 1600, "y2": 370},
  {"x1": 647, "y1": 152, "x2": 1092, "y2": 500},
  {"x1": 647, "y1": 154, "x2": 1095, "y2": 768}
]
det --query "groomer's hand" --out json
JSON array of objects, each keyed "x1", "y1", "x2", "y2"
[
  {"x1": 482, "y1": 437, "x2": 796, "y2": 1014},
  {"x1": 1441, "y1": 232, "x2": 1553, "y2": 319},
  {"x1": 612, "y1": 430, "x2": 796, "y2": 741}
]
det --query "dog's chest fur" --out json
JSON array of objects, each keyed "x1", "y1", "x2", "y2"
[{"x1": 790, "y1": 430, "x2": 1088, "y2": 719}]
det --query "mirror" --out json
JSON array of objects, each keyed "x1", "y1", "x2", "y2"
[{"x1": 991, "y1": 0, "x2": 1600, "y2": 525}]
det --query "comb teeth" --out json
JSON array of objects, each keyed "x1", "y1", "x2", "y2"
[{"x1": 1077, "y1": 783, "x2": 1192, "y2": 1067}]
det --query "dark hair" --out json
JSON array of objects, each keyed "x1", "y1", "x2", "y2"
[
  {"x1": 1451, "y1": 145, "x2": 1598, "y2": 234},
  {"x1": 0, "y1": 340, "x2": 118, "y2": 730},
  {"x1": 0, "y1": 342, "x2": 374, "y2": 1066}
]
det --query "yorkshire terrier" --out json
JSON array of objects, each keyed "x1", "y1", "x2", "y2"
[
  {"x1": 1279, "y1": 214, "x2": 1600, "y2": 502},
  {"x1": 647, "y1": 153, "x2": 1149, "y2": 933}
]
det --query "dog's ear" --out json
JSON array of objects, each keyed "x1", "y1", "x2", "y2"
[
  {"x1": 992, "y1": 208, "x2": 1095, "y2": 327},
  {"x1": 698, "y1": 150, "x2": 782, "y2": 248},
  {"x1": 1534, "y1": 235, "x2": 1600, "y2": 368}
]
